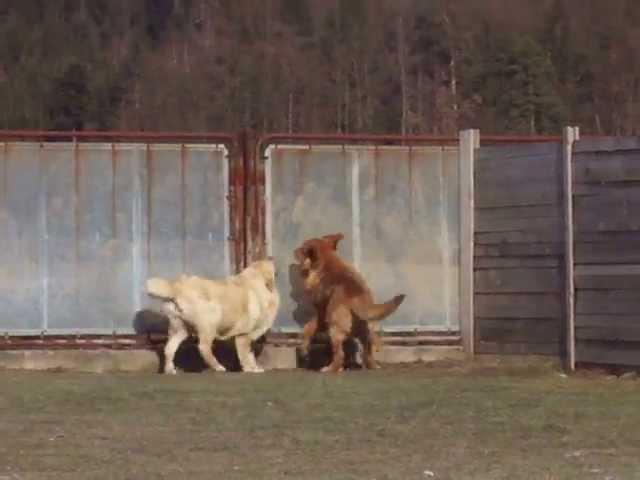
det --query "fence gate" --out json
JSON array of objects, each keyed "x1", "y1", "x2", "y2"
[
  {"x1": 0, "y1": 137, "x2": 235, "y2": 335},
  {"x1": 262, "y1": 142, "x2": 460, "y2": 333}
]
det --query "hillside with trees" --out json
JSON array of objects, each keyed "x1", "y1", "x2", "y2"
[{"x1": 1, "y1": 0, "x2": 639, "y2": 135}]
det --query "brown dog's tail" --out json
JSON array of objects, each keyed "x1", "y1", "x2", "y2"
[{"x1": 351, "y1": 294, "x2": 406, "y2": 322}]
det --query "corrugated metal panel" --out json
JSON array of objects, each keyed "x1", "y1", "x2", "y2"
[
  {"x1": 265, "y1": 145, "x2": 460, "y2": 332},
  {"x1": 0, "y1": 142, "x2": 230, "y2": 335}
]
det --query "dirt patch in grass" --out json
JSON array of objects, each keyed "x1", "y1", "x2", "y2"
[{"x1": 1, "y1": 361, "x2": 639, "y2": 480}]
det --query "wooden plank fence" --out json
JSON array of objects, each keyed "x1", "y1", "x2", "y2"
[
  {"x1": 470, "y1": 132, "x2": 640, "y2": 368},
  {"x1": 473, "y1": 142, "x2": 565, "y2": 356},
  {"x1": 572, "y1": 137, "x2": 640, "y2": 367}
]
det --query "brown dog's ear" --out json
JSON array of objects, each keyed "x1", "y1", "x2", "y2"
[
  {"x1": 321, "y1": 233, "x2": 344, "y2": 251},
  {"x1": 294, "y1": 247, "x2": 306, "y2": 264},
  {"x1": 300, "y1": 243, "x2": 320, "y2": 268}
]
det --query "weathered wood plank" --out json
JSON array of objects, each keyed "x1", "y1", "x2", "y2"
[
  {"x1": 475, "y1": 182, "x2": 560, "y2": 208},
  {"x1": 475, "y1": 293, "x2": 562, "y2": 318},
  {"x1": 576, "y1": 314, "x2": 640, "y2": 327},
  {"x1": 478, "y1": 142, "x2": 562, "y2": 159},
  {"x1": 474, "y1": 257, "x2": 562, "y2": 269},
  {"x1": 475, "y1": 243, "x2": 563, "y2": 257},
  {"x1": 477, "y1": 318, "x2": 561, "y2": 343},
  {"x1": 475, "y1": 230, "x2": 563, "y2": 245},
  {"x1": 573, "y1": 182, "x2": 640, "y2": 197},
  {"x1": 575, "y1": 264, "x2": 640, "y2": 275},
  {"x1": 475, "y1": 154, "x2": 559, "y2": 182},
  {"x1": 574, "y1": 231, "x2": 640, "y2": 243},
  {"x1": 574, "y1": 205, "x2": 640, "y2": 233},
  {"x1": 573, "y1": 137, "x2": 640, "y2": 153},
  {"x1": 475, "y1": 215, "x2": 562, "y2": 234},
  {"x1": 476, "y1": 340, "x2": 561, "y2": 356},
  {"x1": 576, "y1": 326, "x2": 640, "y2": 342},
  {"x1": 573, "y1": 152, "x2": 640, "y2": 183},
  {"x1": 474, "y1": 268, "x2": 561, "y2": 293},
  {"x1": 575, "y1": 263, "x2": 640, "y2": 289},
  {"x1": 575, "y1": 242, "x2": 640, "y2": 264},
  {"x1": 576, "y1": 340, "x2": 640, "y2": 366},
  {"x1": 576, "y1": 290, "x2": 640, "y2": 315},
  {"x1": 476, "y1": 205, "x2": 561, "y2": 221}
]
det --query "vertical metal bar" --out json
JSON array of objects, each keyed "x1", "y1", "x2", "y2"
[
  {"x1": 264, "y1": 146, "x2": 273, "y2": 257},
  {"x1": 221, "y1": 145, "x2": 231, "y2": 276},
  {"x1": 180, "y1": 144, "x2": 187, "y2": 272},
  {"x1": 438, "y1": 147, "x2": 452, "y2": 330},
  {"x1": 111, "y1": 144, "x2": 117, "y2": 239},
  {"x1": 241, "y1": 131, "x2": 249, "y2": 267},
  {"x1": 1, "y1": 142, "x2": 6, "y2": 207},
  {"x1": 459, "y1": 129, "x2": 478, "y2": 355},
  {"x1": 145, "y1": 144, "x2": 153, "y2": 274},
  {"x1": 38, "y1": 143, "x2": 49, "y2": 333},
  {"x1": 73, "y1": 141, "x2": 81, "y2": 333},
  {"x1": 563, "y1": 126, "x2": 579, "y2": 371},
  {"x1": 131, "y1": 145, "x2": 144, "y2": 314},
  {"x1": 351, "y1": 148, "x2": 361, "y2": 269}
]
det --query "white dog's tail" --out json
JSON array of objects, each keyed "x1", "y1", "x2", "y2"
[{"x1": 146, "y1": 277, "x2": 175, "y2": 300}]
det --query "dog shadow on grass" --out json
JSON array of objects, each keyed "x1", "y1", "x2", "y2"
[{"x1": 132, "y1": 309, "x2": 265, "y2": 374}]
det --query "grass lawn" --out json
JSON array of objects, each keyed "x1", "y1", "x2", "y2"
[{"x1": 0, "y1": 361, "x2": 639, "y2": 480}]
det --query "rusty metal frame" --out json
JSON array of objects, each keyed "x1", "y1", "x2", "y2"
[
  {"x1": 0, "y1": 130, "x2": 235, "y2": 143},
  {"x1": 0, "y1": 129, "x2": 594, "y2": 349}
]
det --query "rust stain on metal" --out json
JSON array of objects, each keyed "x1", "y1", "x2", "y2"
[
  {"x1": 298, "y1": 146, "x2": 310, "y2": 196},
  {"x1": 229, "y1": 136, "x2": 245, "y2": 273},
  {"x1": 408, "y1": 146, "x2": 414, "y2": 223},
  {"x1": 252, "y1": 131, "x2": 263, "y2": 260},
  {"x1": 111, "y1": 143, "x2": 117, "y2": 238},
  {"x1": 0, "y1": 130, "x2": 235, "y2": 144},
  {"x1": 73, "y1": 142, "x2": 81, "y2": 262},
  {"x1": 373, "y1": 145, "x2": 380, "y2": 203},
  {"x1": 146, "y1": 144, "x2": 153, "y2": 271},
  {"x1": 180, "y1": 144, "x2": 188, "y2": 271},
  {"x1": 1, "y1": 142, "x2": 7, "y2": 208}
]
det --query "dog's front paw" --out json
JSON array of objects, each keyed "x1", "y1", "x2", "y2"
[
  {"x1": 245, "y1": 365, "x2": 265, "y2": 373},
  {"x1": 164, "y1": 366, "x2": 178, "y2": 375},
  {"x1": 213, "y1": 365, "x2": 227, "y2": 372}
]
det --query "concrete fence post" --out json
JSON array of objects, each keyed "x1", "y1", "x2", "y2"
[
  {"x1": 459, "y1": 129, "x2": 479, "y2": 355},
  {"x1": 563, "y1": 126, "x2": 580, "y2": 371}
]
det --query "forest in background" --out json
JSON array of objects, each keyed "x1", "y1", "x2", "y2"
[{"x1": 1, "y1": 0, "x2": 639, "y2": 135}]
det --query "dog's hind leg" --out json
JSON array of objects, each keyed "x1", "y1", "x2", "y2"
[
  {"x1": 197, "y1": 333, "x2": 227, "y2": 372},
  {"x1": 235, "y1": 334, "x2": 263, "y2": 373},
  {"x1": 321, "y1": 325, "x2": 346, "y2": 373},
  {"x1": 164, "y1": 320, "x2": 188, "y2": 375}
]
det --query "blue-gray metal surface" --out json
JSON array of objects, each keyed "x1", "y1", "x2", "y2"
[
  {"x1": 0, "y1": 142, "x2": 229, "y2": 335},
  {"x1": 265, "y1": 145, "x2": 460, "y2": 332}
]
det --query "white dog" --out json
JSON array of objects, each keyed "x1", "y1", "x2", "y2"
[{"x1": 146, "y1": 259, "x2": 280, "y2": 374}]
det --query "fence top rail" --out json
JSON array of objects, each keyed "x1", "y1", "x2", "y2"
[
  {"x1": 257, "y1": 132, "x2": 460, "y2": 153},
  {"x1": 0, "y1": 130, "x2": 236, "y2": 144}
]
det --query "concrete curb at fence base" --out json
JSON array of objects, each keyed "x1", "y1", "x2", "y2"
[{"x1": 0, "y1": 345, "x2": 467, "y2": 373}]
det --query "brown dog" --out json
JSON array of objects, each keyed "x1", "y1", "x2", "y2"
[
  {"x1": 295, "y1": 233, "x2": 405, "y2": 372},
  {"x1": 298, "y1": 234, "x2": 382, "y2": 363}
]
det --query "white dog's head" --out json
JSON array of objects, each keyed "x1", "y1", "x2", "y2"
[{"x1": 247, "y1": 257, "x2": 277, "y2": 292}]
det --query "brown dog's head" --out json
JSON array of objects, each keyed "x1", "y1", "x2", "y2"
[{"x1": 294, "y1": 233, "x2": 343, "y2": 268}]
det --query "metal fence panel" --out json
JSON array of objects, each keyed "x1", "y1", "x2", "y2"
[
  {"x1": 0, "y1": 142, "x2": 229, "y2": 335},
  {"x1": 265, "y1": 145, "x2": 460, "y2": 332}
]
